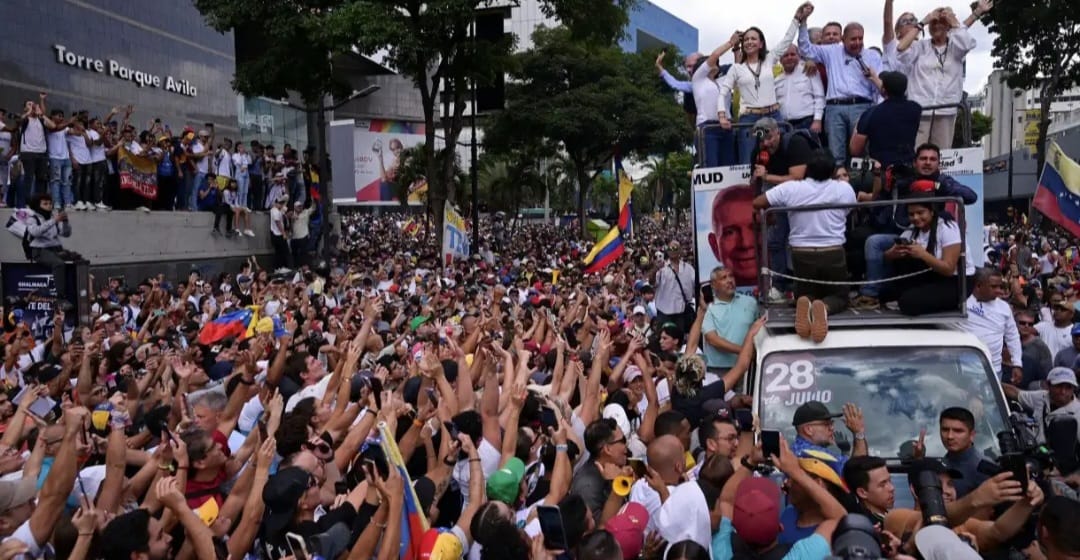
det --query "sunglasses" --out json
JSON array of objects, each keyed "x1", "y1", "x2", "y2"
[
  {"x1": 304, "y1": 440, "x2": 333, "y2": 456},
  {"x1": 1017, "y1": 321, "x2": 1035, "y2": 326},
  {"x1": 607, "y1": 436, "x2": 627, "y2": 446}
]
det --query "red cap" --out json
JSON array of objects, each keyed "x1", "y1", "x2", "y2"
[
  {"x1": 731, "y1": 478, "x2": 781, "y2": 546},
  {"x1": 607, "y1": 502, "x2": 649, "y2": 560}
]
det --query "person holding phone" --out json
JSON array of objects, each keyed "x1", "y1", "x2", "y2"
[{"x1": 701, "y1": 266, "x2": 758, "y2": 387}]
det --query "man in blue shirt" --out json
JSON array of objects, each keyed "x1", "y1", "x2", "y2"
[
  {"x1": 849, "y1": 71, "x2": 922, "y2": 170},
  {"x1": 795, "y1": 2, "x2": 884, "y2": 166},
  {"x1": 702, "y1": 266, "x2": 758, "y2": 383}
]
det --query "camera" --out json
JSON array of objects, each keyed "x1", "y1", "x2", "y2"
[
  {"x1": 826, "y1": 514, "x2": 882, "y2": 559},
  {"x1": 912, "y1": 469, "x2": 949, "y2": 527},
  {"x1": 752, "y1": 128, "x2": 767, "y2": 140}
]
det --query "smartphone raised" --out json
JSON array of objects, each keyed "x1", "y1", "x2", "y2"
[
  {"x1": 701, "y1": 285, "x2": 714, "y2": 305},
  {"x1": 285, "y1": 532, "x2": 309, "y2": 560},
  {"x1": 761, "y1": 430, "x2": 782, "y2": 462},
  {"x1": 999, "y1": 453, "x2": 1029, "y2": 495},
  {"x1": 536, "y1": 504, "x2": 569, "y2": 551}
]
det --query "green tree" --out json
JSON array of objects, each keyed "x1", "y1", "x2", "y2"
[
  {"x1": 987, "y1": 1, "x2": 1080, "y2": 171},
  {"x1": 954, "y1": 110, "x2": 993, "y2": 148},
  {"x1": 197, "y1": 0, "x2": 633, "y2": 249},
  {"x1": 485, "y1": 27, "x2": 691, "y2": 237}
]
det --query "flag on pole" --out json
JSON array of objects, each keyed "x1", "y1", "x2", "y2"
[
  {"x1": 616, "y1": 159, "x2": 633, "y2": 238},
  {"x1": 582, "y1": 226, "x2": 625, "y2": 274},
  {"x1": 378, "y1": 422, "x2": 429, "y2": 560},
  {"x1": 1032, "y1": 142, "x2": 1080, "y2": 239}
]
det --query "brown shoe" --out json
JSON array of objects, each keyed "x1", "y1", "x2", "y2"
[
  {"x1": 811, "y1": 300, "x2": 829, "y2": 343},
  {"x1": 795, "y1": 296, "x2": 812, "y2": 339},
  {"x1": 851, "y1": 295, "x2": 880, "y2": 310}
]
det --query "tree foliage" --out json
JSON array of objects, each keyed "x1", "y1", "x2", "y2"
[
  {"x1": 987, "y1": 1, "x2": 1080, "y2": 170},
  {"x1": 954, "y1": 110, "x2": 992, "y2": 148},
  {"x1": 485, "y1": 26, "x2": 692, "y2": 236}
]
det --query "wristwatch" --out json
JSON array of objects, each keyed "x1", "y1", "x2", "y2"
[{"x1": 854, "y1": 432, "x2": 867, "y2": 441}]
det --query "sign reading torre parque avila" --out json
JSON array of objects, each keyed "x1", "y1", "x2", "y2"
[{"x1": 52, "y1": 44, "x2": 197, "y2": 97}]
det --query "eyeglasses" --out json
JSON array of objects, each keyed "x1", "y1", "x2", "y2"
[
  {"x1": 607, "y1": 436, "x2": 627, "y2": 446},
  {"x1": 1017, "y1": 321, "x2": 1035, "y2": 326}
]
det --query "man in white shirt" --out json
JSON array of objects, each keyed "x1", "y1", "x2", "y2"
[
  {"x1": 17, "y1": 95, "x2": 57, "y2": 207},
  {"x1": 652, "y1": 242, "x2": 696, "y2": 334},
  {"x1": 65, "y1": 119, "x2": 93, "y2": 210},
  {"x1": 270, "y1": 196, "x2": 292, "y2": 269},
  {"x1": 628, "y1": 435, "x2": 683, "y2": 532},
  {"x1": 215, "y1": 139, "x2": 234, "y2": 190},
  {"x1": 754, "y1": 152, "x2": 855, "y2": 341},
  {"x1": 1036, "y1": 300, "x2": 1075, "y2": 362},
  {"x1": 188, "y1": 130, "x2": 211, "y2": 210},
  {"x1": 963, "y1": 268, "x2": 1023, "y2": 382},
  {"x1": 46, "y1": 109, "x2": 76, "y2": 209},
  {"x1": 774, "y1": 45, "x2": 825, "y2": 134}
]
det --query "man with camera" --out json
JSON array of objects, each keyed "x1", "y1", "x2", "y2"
[
  {"x1": 884, "y1": 457, "x2": 1041, "y2": 557},
  {"x1": 1002, "y1": 367, "x2": 1080, "y2": 448}
]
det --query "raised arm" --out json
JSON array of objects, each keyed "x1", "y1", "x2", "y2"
[{"x1": 883, "y1": 0, "x2": 896, "y2": 45}]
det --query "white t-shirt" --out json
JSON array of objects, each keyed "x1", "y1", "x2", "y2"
[
  {"x1": 636, "y1": 378, "x2": 672, "y2": 416},
  {"x1": 67, "y1": 133, "x2": 91, "y2": 164},
  {"x1": 629, "y1": 478, "x2": 676, "y2": 532},
  {"x1": 452, "y1": 438, "x2": 502, "y2": 507},
  {"x1": 270, "y1": 207, "x2": 286, "y2": 236},
  {"x1": 88, "y1": 130, "x2": 106, "y2": 163},
  {"x1": 1035, "y1": 321, "x2": 1073, "y2": 361},
  {"x1": 899, "y1": 218, "x2": 975, "y2": 277},
  {"x1": 765, "y1": 179, "x2": 854, "y2": 247},
  {"x1": 192, "y1": 141, "x2": 209, "y2": 174},
  {"x1": 232, "y1": 152, "x2": 251, "y2": 174},
  {"x1": 20, "y1": 118, "x2": 47, "y2": 153},
  {"x1": 216, "y1": 148, "x2": 233, "y2": 178},
  {"x1": 1039, "y1": 253, "x2": 1057, "y2": 275},
  {"x1": 47, "y1": 128, "x2": 69, "y2": 159},
  {"x1": 285, "y1": 375, "x2": 332, "y2": 413}
]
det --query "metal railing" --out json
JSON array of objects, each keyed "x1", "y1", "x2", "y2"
[
  {"x1": 757, "y1": 195, "x2": 969, "y2": 316},
  {"x1": 692, "y1": 97, "x2": 974, "y2": 168}
]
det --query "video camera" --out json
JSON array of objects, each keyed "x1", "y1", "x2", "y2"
[{"x1": 826, "y1": 514, "x2": 884, "y2": 559}]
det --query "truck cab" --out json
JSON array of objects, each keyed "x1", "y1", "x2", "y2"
[{"x1": 750, "y1": 321, "x2": 1011, "y2": 503}]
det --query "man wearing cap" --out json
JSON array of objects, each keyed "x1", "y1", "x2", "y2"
[
  {"x1": 1003, "y1": 367, "x2": 1080, "y2": 446},
  {"x1": 629, "y1": 305, "x2": 652, "y2": 341},
  {"x1": 702, "y1": 266, "x2": 758, "y2": 383},
  {"x1": 1036, "y1": 297, "x2": 1075, "y2": 362},
  {"x1": 258, "y1": 466, "x2": 370, "y2": 560},
  {"x1": 290, "y1": 199, "x2": 315, "y2": 269},
  {"x1": 713, "y1": 437, "x2": 845, "y2": 560},
  {"x1": 791, "y1": 400, "x2": 868, "y2": 476}
]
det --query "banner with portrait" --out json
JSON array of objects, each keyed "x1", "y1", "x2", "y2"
[
  {"x1": 1, "y1": 262, "x2": 77, "y2": 342},
  {"x1": 351, "y1": 120, "x2": 427, "y2": 204},
  {"x1": 692, "y1": 164, "x2": 757, "y2": 291}
]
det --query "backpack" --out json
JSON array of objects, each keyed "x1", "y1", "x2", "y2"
[
  {"x1": 5, "y1": 209, "x2": 41, "y2": 260},
  {"x1": 780, "y1": 128, "x2": 825, "y2": 155}
]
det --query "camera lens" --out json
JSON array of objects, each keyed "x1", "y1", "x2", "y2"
[{"x1": 914, "y1": 470, "x2": 949, "y2": 527}]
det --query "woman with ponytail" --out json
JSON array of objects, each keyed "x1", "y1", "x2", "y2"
[{"x1": 882, "y1": 199, "x2": 974, "y2": 315}]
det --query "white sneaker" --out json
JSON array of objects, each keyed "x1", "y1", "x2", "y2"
[
  {"x1": 73, "y1": 201, "x2": 83, "y2": 210},
  {"x1": 767, "y1": 287, "x2": 787, "y2": 304},
  {"x1": 86, "y1": 203, "x2": 97, "y2": 211},
  {"x1": 243, "y1": 229, "x2": 255, "y2": 237},
  {"x1": 96, "y1": 203, "x2": 110, "y2": 211},
  {"x1": 137, "y1": 206, "x2": 150, "y2": 213}
]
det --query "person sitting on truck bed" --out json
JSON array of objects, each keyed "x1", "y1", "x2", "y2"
[
  {"x1": 854, "y1": 143, "x2": 978, "y2": 310},
  {"x1": 875, "y1": 198, "x2": 976, "y2": 316},
  {"x1": 753, "y1": 152, "x2": 855, "y2": 343}
]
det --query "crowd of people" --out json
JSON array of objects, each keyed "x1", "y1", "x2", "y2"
[
  {"x1": 4, "y1": 1, "x2": 1080, "y2": 560},
  {"x1": 0, "y1": 97, "x2": 321, "y2": 221},
  {"x1": 0, "y1": 200, "x2": 1075, "y2": 560}
]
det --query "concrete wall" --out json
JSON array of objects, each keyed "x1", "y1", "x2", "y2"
[{"x1": 0, "y1": 210, "x2": 274, "y2": 266}]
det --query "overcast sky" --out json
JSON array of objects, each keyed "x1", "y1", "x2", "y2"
[{"x1": 649, "y1": 0, "x2": 998, "y2": 94}]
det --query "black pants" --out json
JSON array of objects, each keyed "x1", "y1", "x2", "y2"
[
  {"x1": 271, "y1": 235, "x2": 292, "y2": 269},
  {"x1": 249, "y1": 174, "x2": 264, "y2": 210},
  {"x1": 790, "y1": 246, "x2": 849, "y2": 314},
  {"x1": 30, "y1": 247, "x2": 69, "y2": 304},
  {"x1": 72, "y1": 162, "x2": 91, "y2": 204},
  {"x1": 882, "y1": 258, "x2": 968, "y2": 316},
  {"x1": 292, "y1": 235, "x2": 308, "y2": 269},
  {"x1": 155, "y1": 175, "x2": 177, "y2": 210},
  {"x1": 88, "y1": 161, "x2": 107, "y2": 204},
  {"x1": 20, "y1": 152, "x2": 50, "y2": 196},
  {"x1": 213, "y1": 203, "x2": 233, "y2": 232}
]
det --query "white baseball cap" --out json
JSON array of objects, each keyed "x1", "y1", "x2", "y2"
[
  {"x1": 1047, "y1": 367, "x2": 1078, "y2": 387},
  {"x1": 632, "y1": 305, "x2": 647, "y2": 316}
]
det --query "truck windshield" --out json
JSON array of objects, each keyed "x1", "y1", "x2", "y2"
[{"x1": 757, "y1": 346, "x2": 1008, "y2": 459}]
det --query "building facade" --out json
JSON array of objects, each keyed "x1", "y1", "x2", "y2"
[
  {"x1": 619, "y1": 0, "x2": 698, "y2": 57},
  {"x1": 981, "y1": 69, "x2": 1080, "y2": 160},
  {"x1": 0, "y1": 0, "x2": 239, "y2": 134}
]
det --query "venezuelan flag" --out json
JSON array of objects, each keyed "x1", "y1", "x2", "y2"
[
  {"x1": 582, "y1": 226, "x2": 625, "y2": 275},
  {"x1": 197, "y1": 308, "x2": 254, "y2": 346},
  {"x1": 378, "y1": 422, "x2": 428, "y2": 560},
  {"x1": 616, "y1": 159, "x2": 633, "y2": 237},
  {"x1": 1033, "y1": 142, "x2": 1080, "y2": 239}
]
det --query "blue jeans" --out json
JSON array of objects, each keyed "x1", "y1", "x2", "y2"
[
  {"x1": 736, "y1": 110, "x2": 781, "y2": 165},
  {"x1": 49, "y1": 158, "x2": 73, "y2": 208},
  {"x1": 788, "y1": 116, "x2": 815, "y2": 131},
  {"x1": 191, "y1": 172, "x2": 207, "y2": 210},
  {"x1": 824, "y1": 103, "x2": 870, "y2": 165},
  {"x1": 767, "y1": 212, "x2": 791, "y2": 291},
  {"x1": 861, "y1": 233, "x2": 896, "y2": 298},
  {"x1": 698, "y1": 122, "x2": 736, "y2": 167},
  {"x1": 236, "y1": 171, "x2": 250, "y2": 209}
]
